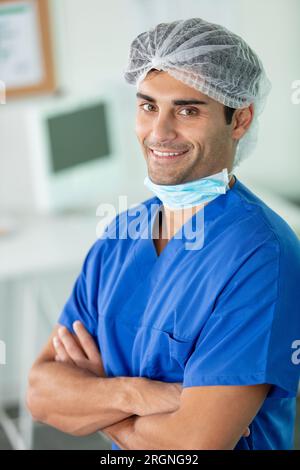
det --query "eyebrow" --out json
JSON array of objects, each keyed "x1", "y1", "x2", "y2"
[{"x1": 136, "y1": 92, "x2": 208, "y2": 106}]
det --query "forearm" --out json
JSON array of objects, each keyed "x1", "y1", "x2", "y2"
[
  {"x1": 27, "y1": 360, "x2": 140, "y2": 435},
  {"x1": 103, "y1": 397, "x2": 254, "y2": 450}
]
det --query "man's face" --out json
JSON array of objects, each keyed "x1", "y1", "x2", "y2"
[{"x1": 135, "y1": 71, "x2": 236, "y2": 185}]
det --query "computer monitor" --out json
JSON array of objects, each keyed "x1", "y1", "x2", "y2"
[
  {"x1": 26, "y1": 92, "x2": 124, "y2": 213},
  {"x1": 47, "y1": 101, "x2": 111, "y2": 174}
]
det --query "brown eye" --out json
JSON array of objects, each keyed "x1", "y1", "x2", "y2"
[
  {"x1": 141, "y1": 103, "x2": 155, "y2": 112},
  {"x1": 179, "y1": 108, "x2": 198, "y2": 116}
]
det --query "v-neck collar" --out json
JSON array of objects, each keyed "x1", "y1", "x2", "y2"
[{"x1": 133, "y1": 175, "x2": 241, "y2": 278}]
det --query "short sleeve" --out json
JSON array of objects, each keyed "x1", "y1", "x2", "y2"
[
  {"x1": 183, "y1": 239, "x2": 300, "y2": 398},
  {"x1": 57, "y1": 240, "x2": 101, "y2": 341}
]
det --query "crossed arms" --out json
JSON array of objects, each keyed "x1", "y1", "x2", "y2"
[{"x1": 26, "y1": 321, "x2": 270, "y2": 449}]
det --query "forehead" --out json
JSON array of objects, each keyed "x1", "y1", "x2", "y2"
[{"x1": 137, "y1": 70, "x2": 213, "y2": 103}]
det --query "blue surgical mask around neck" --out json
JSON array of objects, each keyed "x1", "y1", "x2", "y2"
[{"x1": 144, "y1": 168, "x2": 233, "y2": 210}]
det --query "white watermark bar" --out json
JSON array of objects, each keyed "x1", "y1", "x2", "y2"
[{"x1": 0, "y1": 340, "x2": 6, "y2": 365}]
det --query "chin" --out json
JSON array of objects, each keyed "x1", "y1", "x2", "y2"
[{"x1": 148, "y1": 172, "x2": 183, "y2": 186}]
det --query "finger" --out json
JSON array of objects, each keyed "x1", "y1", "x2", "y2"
[
  {"x1": 73, "y1": 321, "x2": 101, "y2": 362},
  {"x1": 53, "y1": 336, "x2": 73, "y2": 364},
  {"x1": 58, "y1": 326, "x2": 87, "y2": 362},
  {"x1": 243, "y1": 427, "x2": 250, "y2": 437}
]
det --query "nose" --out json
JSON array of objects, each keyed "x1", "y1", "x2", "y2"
[{"x1": 150, "y1": 111, "x2": 177, "y2": 142}]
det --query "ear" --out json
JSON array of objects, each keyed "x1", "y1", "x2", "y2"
[{"x1": 231, "y1": 104, "x2": 254, "y2": 140}]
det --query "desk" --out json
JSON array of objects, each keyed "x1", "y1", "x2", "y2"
[{"x1": 0, "y1": 212, "x2": 98, "y2": 449}]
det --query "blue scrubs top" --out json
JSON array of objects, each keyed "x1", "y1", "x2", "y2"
[{"x1": 58, "y1": 177, "x2": 300, "y2": 450}]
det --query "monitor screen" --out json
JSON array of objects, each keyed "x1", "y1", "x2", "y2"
[{"x1": 47, "y1": 102, "x2": 111, "y2": 173}]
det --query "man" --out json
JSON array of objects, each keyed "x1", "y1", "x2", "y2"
[{"x1": 27, "y1": 18, "x2": 300, "y2": 450}]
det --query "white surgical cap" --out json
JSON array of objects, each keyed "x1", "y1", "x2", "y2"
[{"x1": 124, "y1": 18, "x2": 271, "y2": 168}]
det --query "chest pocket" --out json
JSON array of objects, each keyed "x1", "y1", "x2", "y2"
[
  {"x1": 132, "y1": 325, "x2": 195, "y2": 381},
  {"x1": 98, "y1": 307, "x2": 196, "y2": 381}
]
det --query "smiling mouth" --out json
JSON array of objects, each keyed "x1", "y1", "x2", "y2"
[{"x1": 148, "y1": 148, "x2": 190, "y2": 160}]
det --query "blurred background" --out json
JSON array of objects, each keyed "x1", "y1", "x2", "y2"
[{"x1": 0, "y1": 0, "x2": 299, "y2": 450}]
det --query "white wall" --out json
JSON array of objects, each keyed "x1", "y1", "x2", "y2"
[
  {"x1": 232, "y1": 0, "x2": 300, "y2": 201},
  {"x1": 49, "y1": 0, "x2": 141, "y2": 93},
  {"x1": 0, "y1": 0, "x2": 146, "y2": 212}
]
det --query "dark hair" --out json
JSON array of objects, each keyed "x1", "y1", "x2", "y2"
[{"x1": 224, "y1": 105, "x2": 236, "y2": 124}]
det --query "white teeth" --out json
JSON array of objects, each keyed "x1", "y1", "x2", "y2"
[{"x1": 151, "y1": 150, "x2": 186, "y2": 157}]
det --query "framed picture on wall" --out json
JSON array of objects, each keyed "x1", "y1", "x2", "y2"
[{"x1": 0, "y1": 0, "x2": 56, "y2": 99}]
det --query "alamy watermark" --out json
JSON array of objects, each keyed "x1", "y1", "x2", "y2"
[
  {"x1": 0, "y1": 340, "x2": 6, "y2": 365},
  {"x1": 0, "y1": 80, "x2": 6, "y2": 105},
  {"x1": 96, "y1": 196, "x2": 205, "y2": 251},
  {"x1": 291, "y1": 339, "x2": 300, "y2": 365},
  {"x1": 291, "y1": 80, "x2": 300, "y2": 104}
]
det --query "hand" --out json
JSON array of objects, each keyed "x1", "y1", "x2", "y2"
[{"x1": 53, "y1": 321, "x2": 106, "y2": 377}]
